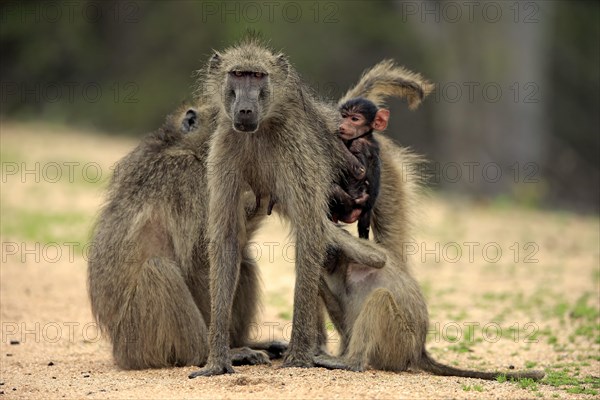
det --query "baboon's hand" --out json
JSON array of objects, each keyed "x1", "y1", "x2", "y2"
[
  {"x1": 352, "y1": 165, "x2": 366, "y2": 180},
  {"x1": 188, "y1": 362, "x2": 235, "y2": 378},
  {"x1": 313, "y1": 354, "x2": 363, "y2": 372}
]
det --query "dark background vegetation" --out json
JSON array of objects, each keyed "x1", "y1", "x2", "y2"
[{"x1": 1, "y1": 1, "x2": 598, "y2": 210}]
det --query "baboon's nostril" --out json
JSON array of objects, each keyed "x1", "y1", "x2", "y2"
[{"x1": 240, "y1": 109, "x2": 252, "y2": 115}]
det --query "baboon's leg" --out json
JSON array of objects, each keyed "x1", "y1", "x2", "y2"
[
  {"x1": 315, "y1": 297, "x2": 331, "y2": 356},
  {"x1": 113, "y1": 257, "x2": 208, "y2": 369},
  {"x1": 357, "y1": 209, "x2": 372, "y2": 239},
  {"x1": 230, "y1": 259, "x2": 261, "y2": 346},
  {"x1": 228, "y1": 258, "x2": 271, "y2": 365},
  {"x1": 280, "y1": 216, "x2": 327, "y2": 367},
  {"x1": 318, "y1": 279, "x2": 349, "y2": 353},
  {"x1": 315, "y1": 288, "x2": 410, "y2": 372},
  {"x1": 345, "y1": 288, "x2": 412, "y2": 371},
  {"x1": 189, "y1": 176, "x2": 244, "y2": 377}
]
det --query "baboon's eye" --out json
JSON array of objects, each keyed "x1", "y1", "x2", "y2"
[
  {"x1": 254, "y1": 72, "x2": 264, "y2": 78},
  {"x1": 233, "y1": 71, "x2": 243, "y2": 77}
]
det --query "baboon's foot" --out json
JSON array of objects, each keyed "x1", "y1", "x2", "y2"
[
  {"x1": 313, "y1": 354, "x2": 363, "y2": 372},
  {"x1": 314, "y1": 344, "x2": 332, "y2": 357},
  {"x1": 259, "y1": 340, "x2": 288, "y2": 359},
  {"x1": 230, "y1": 347, "x2": 271, "y2": 366},
  {"x1": 281, "y1": 352, "x2": 314, "y2": 368},
  {"x1": 188, "y1": 361, "x2": 234, "y2": 378}
]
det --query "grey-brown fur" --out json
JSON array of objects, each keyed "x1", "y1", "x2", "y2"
[
  {"x1": 189, "y1": 38, "x2": 396, "y2": 377},
  {"x1": 87, "y1": 105, "x2": 284, "y2": 369},
  {"x1": 87, "y1": 55, "x2": 421, "y2": 371},
  {"x1": 317, "y1": 136, "x2": 545, "y2": 381}
]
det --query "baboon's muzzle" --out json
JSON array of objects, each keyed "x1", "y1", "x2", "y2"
[{"x1": 233, "y1": 104, "x2": 259, "y2": 133}]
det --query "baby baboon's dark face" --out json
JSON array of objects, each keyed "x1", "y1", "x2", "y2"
[{"x1": 225, "y1": 70, "x2": 270, "y2": 133}]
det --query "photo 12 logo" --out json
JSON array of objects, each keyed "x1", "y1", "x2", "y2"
[
  {"x1": 199, "y1": 1, "x2": 340, "y2": 23},
  {"x1": 0, "y1": 1, "x2": 140, "y2": 24}
]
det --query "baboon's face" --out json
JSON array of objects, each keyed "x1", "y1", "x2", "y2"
[{"x1": 225, "y1": 70, "x2": 270, "y2": 133}]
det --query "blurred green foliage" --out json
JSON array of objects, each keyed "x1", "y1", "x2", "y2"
[{"x1": 1, "y1": 1, "x2": 598, "y2": 209}]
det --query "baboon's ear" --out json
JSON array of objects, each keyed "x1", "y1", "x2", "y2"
[
  {"x1": 181, "y1": 109, "x2": 198, "y2": 133},
  {"x1": 208, "y1": 52, "x2": 222, "y2": 72},
  {"x1": 275, "y1": 53, "x2": 289, "y2": 78},
  {"x1": 372, "y1": 109, "x2": 390, "y2": 131}
]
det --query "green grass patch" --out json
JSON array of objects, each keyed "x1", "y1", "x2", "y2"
[
  {"x1": 269, "y1": 293, "x2": 292, "y2": 321},
  {"x1": 277, "y1": 311, "x2": 292, "y2": 321},
  {"x1": 462, "y1": 384, "x2": 484, "y2": 392},
  {"x1": 0, "y1": 149, "x2": 23, "y2": 164},
  {"x1": 571, "y1": 293, "x2": 599, "y2": 321},
  {"x1": 553, "y1": 301, "x2": 569, "y2": 319},
  {"x1": 1, "y1": 208, "x2": 91, "y2": 244},
  {"x1": 515, "y1": 377, "x2": 538, "y2": 391},
  {"x1": 566, "y1": 386, "x2": 598, "y2": 395},
  {"x1": 525, "y1": 361, "x2": 538, "y2": 369},
  {"x1": 447, "y1": 324, "x2": 482, "y2": 353},
  {"x1": 542, "y1": 370, "x2": 600, "y2": 396}
]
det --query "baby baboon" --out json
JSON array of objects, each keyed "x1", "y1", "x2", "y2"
[
  {"x1": 330, "y1": 97, "x2": 389, "y2": 239},
  {"x1": 317, "y1": 137, "x2": 545, "y2": 381}
]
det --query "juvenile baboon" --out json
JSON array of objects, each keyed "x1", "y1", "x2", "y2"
[
  {"x1": 316, "y1": 137, "x2": 545, "y2": 381},
  {"x1": 189, "y1": 38, "x2": 432, "y2": 377},
  {"x1": 330, "y1": 97, "x2": 389, "y2": 239}
]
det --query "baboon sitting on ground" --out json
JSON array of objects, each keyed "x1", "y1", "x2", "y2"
[
  {"x1": 87, "y1": 104, "x2": 288, "y2": 369},
  {"x1": 316, "y1": 120, "x2": 545, "y2": 379}
]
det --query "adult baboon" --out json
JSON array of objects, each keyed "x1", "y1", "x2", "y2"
[
  {"x1": 316, "y1": 137, "x2": 545, "y2": 381},
  {"x1": 87, "y1": 104, "x2": 288, "y2": 369},
  {"x1": 189, "y1": 38, "x2": 432, "y2": 377}
]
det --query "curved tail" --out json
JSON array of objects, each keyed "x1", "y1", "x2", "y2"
[
  {"x1": 340, "y1": 60, "x2": 434, "y2": 110},
  {"x1": 419, "y1": 351, "x2": 545, "y2": 381}
]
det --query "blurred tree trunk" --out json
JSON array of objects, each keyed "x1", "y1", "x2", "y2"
[{"x1": 424, "y1": 1, "x2": 552, "y2": 201}]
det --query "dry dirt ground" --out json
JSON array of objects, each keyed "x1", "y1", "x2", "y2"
[{"x1": 1, "y1": 122, "x2": 599, "y2": 399}]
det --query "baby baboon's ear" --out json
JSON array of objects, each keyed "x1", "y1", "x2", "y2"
[
  {"x1": 275, "y1": 53, "x2": 289, "y2": 79},
  {"x1": 208, "y1": 51, "x2": 222, "y2": 72}
]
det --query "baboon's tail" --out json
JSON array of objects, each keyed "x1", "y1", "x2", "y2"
[
  {"x1": 419, "y1": 351, "x2": 545, "y2": 381},
  {"x1": 340, "y1": 60, "x2": 434, "y2": 110}
]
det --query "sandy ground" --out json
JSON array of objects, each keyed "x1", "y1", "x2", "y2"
[{"x1": 1, "y1": 122, "x2": 599, "y2": 399}]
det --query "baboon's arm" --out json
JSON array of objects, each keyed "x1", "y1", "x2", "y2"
[{"x1": 326, "y1": 224, "x2": 386, "y2": 269}]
